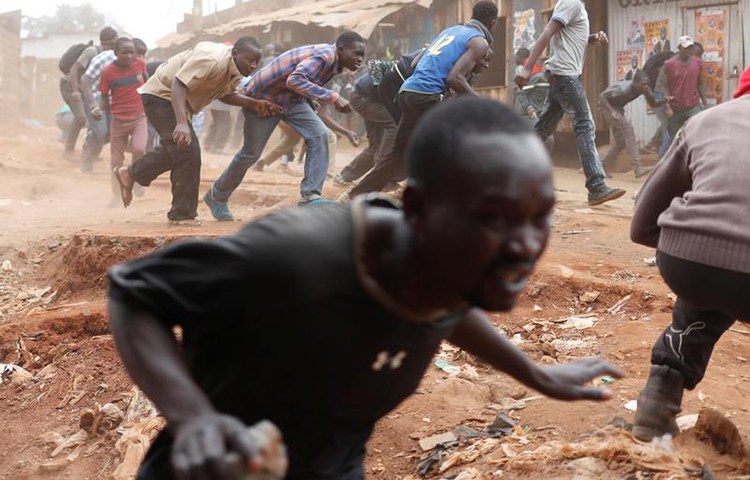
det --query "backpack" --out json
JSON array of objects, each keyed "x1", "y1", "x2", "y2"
[{"x1": 58, "y1": 40, "x2": 94, "y2": 75}]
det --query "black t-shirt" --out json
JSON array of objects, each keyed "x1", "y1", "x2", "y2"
[{"x1": 109, "y1": 197, "x2": 464, "y2": 478}]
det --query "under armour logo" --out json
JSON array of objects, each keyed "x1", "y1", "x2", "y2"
[{"x1": 372, "y1": 351, "x2": 407, "y2": 371}]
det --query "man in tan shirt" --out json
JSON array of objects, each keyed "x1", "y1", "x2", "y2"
[{"x1": 113, "y1": 37, "x2": 281, "y2": 225}]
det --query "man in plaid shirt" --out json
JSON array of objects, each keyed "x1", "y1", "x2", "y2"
[
  {"x1": 205, "y1": 31, "x2": 366, "y2": 218},
  {"x1": 80, "y1": 48, "x2": 116, "y2": 172}
]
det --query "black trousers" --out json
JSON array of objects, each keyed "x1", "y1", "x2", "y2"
[
  {"x1": 651, "y1": 251, "x2": 750, "y2": 389},
  {"x1": 377, "y1": 69, "x2": 406, "y2": 123},
  {"x1": 349, "y1": 92, "x2": 441, "y2": 197},
  {"x1": 129, "y1": 94, "x2": 201, "y2": 221}
]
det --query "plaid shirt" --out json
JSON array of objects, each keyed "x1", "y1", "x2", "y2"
[
  {"x1": 84, "y1": 50, "x2": 116, "y2": 103},
  {"x1": 244, "y1": 44, "x2": 341, "y2": 108}
]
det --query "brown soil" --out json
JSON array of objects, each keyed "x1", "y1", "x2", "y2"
[{"x1": 1, "y1": 124, "x2": 749, "y2": 479}]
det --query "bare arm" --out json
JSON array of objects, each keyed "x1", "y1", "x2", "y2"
[
  {"x1": 69, "y1": 62, "x2": 86, "y2": 92},
  {"x1": 318, "y1": 107, "x2": 359, "y2": 146},
  {"x1": 445, "y1": 37, "x2": 489, "y2": 96},
  {"x1": 515, "y1": 20, "x2": 563, "y2": 87},
  {"x1": 448, "y1": 309, "x2": 622, "y2": 401},
  {"x1": 80, "y1": 74, "x2": 96, "y2": 108}
]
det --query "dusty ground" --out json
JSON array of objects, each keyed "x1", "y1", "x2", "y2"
[{"x1": 1, "y1": 122, "x2": 750, "y2": 479}]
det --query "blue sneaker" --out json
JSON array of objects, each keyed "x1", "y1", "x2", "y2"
[
  {"x1": 203, "y1": 190, "x2": 234, "y2": 221},
  {"x1": 298, "y1": 196, "x2": 333, "y2": 207}
]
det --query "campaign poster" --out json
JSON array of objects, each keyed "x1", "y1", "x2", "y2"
[
  {"x1": 513, "y1": 9, "x2": 537, "y2": 50},
  {"x1": 644, "y1": 19, "x2": 671, "y2": 59},
  {"x1": 616, "y1": 49, "x2": 643, "y2": 81},
  {"x1": 626, "y1": 19, "x2": 646, "y2": 51},
  {"x1": 695, "y1": 7, "x2": 727, "y2": 104}
]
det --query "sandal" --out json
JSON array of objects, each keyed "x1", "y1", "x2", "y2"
[{"x1": 112, "y1": 167, "x2": 134, "y2": 208}]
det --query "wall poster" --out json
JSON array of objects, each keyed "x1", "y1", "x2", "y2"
[
  {"x1": 695, "y1": 7, "x2": 727, "y2": 105},
  {"x1": 644, "y1": 19, "x2": 671, "y2": 59},
  {"x1": 616, "y1": 49, "x2": 643, "y2": 81}
]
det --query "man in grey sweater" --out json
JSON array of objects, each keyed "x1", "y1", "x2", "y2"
[{"x1": 630, "y1": 94, "x2": 750, "y2": 441}]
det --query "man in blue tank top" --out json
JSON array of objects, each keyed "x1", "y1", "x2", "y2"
[{"x1": 343, "y1": 0, "x2": 497, "y2": 199}]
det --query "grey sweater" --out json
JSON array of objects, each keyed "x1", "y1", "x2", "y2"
[{"x1": 631, "y1": 95, "x2": 750, "y2": 274}]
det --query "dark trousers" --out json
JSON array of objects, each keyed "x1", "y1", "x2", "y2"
[
  {"x1": 651, "y1": 251, "x2": 750, "y2": 389},
  {"x1": 349, "y1": 92, "x2": 440, "y2": 197},
  {"x1": 59, "y1": 77, "x2": 87, "y2": 152},
  {"x1": 377, "y1": 69, "x2": 406, "y2": 123},
  {"x1": 204, "y1": 109, "x2": 232, "y2": 151},
  {"x1": 338, "y1": 91, "x2": 397, "y2": 182},
  {"x1": 129, "y1": 94, "x2": 201, "y2": 221}
]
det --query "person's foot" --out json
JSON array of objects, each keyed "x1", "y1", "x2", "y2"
[
  {"x1": 332, "y1": 174, "x2": 353, "y2": 187},
  {"x1": 112, "y1": 167, "x2": 135, "y2": 208},
  {"x1": 168, "y1": 218, "x2": 203, "y2": 227},
  {"x1": 250, "y1": 161, "x2": 265, "y2": 172},
  {"x1": 336, "y1": 192, "x2": 351, "y2": 204},
  {"x1": 298, "y1": 195, "x2": 332, "y2": 207},
  {"x1": 133, "y1": 183, "x2": 146, "y2": 198},
  {"x1": 634, "y1": 165, "x2": 653, "y2": 179},
  {"x1": 588, "y1": 186, "x2": 626, "y2": 206},
  {"x1": 203, "y1": 190, "x2": 235, "y2": 221},
  {"x1": 633, "y1": 365, "x2": 685, "y2": 441}
]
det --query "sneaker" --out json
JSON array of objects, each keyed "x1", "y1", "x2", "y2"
[
  {"x1": 332, "y1": 174, "x2": 353, "y2": 187},
  {"x1": 588, "y1": 186, "x2": 626, "y2": 206},
  {"x1": 634, "y1": 166, "x2": 653, "y2": 179},
  {"x1": 168, "y1": 218, "x2": 203, "y2": 226},
  {"x1": 298, "y1": 195, "x2": 333, "y2": 207},
  {"x1": 203, "y1": 190, "x2": 235, "y2": 221},
  {"x1": 633, "y1": 365, "x2": 685, "y2": 441}
]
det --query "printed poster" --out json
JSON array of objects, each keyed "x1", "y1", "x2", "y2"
[
  {"x1": 616, "y1": 49, "x2": 643, "y2": 81},
  {"x1": 644, "y1": 19, "x2": 671, "y2": 59},
  {"x1": 695, "y1": 7, "x2": 727, "y2": 104},
  {"x1": 513, "y1": 9, "x2": 537, "y2": 50},
  {"x1": 626, "y1": 19, "x2": 645, "y2": 50}
]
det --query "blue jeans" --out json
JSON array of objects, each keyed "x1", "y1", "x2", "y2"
[
  {"x1": 212, "y1": 101, "x2": 329, "y2": 203},
  {"x1": 81, "y1": 94, "x2": 110, "y2": 166},
  {"x1": 535, "y1": 74, "x2": 606, "y2": 192}
]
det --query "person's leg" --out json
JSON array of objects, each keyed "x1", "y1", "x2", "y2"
[
  {"x1": 211, "y1": 108, "x2": 280, "y2": 204},
  {"x1": 533, "y1": 80, "x2": 565, "y2": 143},
  {"x1": 326, "y1": 127, "x2": 338, "y2": 174},
  {"x1": 348, "y1": 92, "x2": 439, "y2": 198},
  {"x1": 109, "y1": 117, "x2": 129, "y2": 199},
  {"x1": 600, "y1": 112, "x2": 624, "y2": 171},
  {"x1": 129, "y1": 96, "x2": 181, "y2": 186},
  {"x1": 130, "y1": 115, "x2": 149, "y2": 164},
  {"x1": 553, "y1": 76, "x2": 607, "y2": 193},
  {"x1": 203, "y1": 109, "x2": 220, "y2": 151},
  {"x1": 620, "y1": 119, "x2": 648, "y2": 177},
  {"x1": 257, "y1": 123, "x2": 301, "y2": 169},
  {"x1": 60, "y1": 78, "x2": 86, "y2": 155},
  {"x1": 668, "y1": 109, "x2": 689, "y2": 139},
  {"x1": 284, "y1": 102, "x2": 330, "y2": 202},
  {"x1": 634, "y1": 251, "x2": 748, "y2": 440},
  {"x1": 81, "y1": 94, "x2": 110, "y2": 171}
]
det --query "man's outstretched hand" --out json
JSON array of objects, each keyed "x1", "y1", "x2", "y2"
[
  {"x1": 171, "y1": 413, "x2": 287, "y2": 480},
  {"x1": 533, "y1": 358, "x2": 624, "y2": 401}
]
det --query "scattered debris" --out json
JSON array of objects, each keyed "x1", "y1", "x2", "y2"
[
  {"x1": 1, "y1": 260, "x2": 12, "y2": 271},
  {"x1": 623, "y1": 400, "x2": 638, "y2": 412},
  {"x1": 611, "y1": 270, "x2": 640, "y2": 282},
  {"x1": 574, "y1": 208, "x2": 595, "y2": 215},
  {"x1": 607, "y1": 294, "x2": 633, "y2": 315},
  {"x1": 676, "y1": 414, "x2": 699, "y2": 432},
  {"x1": 559, "y1": 266, "x2": 575, "y2": 279},
  {"x1": 0, "y1": 363, "x2": 33, "y2": 386},
  {"x1": 434, "y1": 358, "x2": 461, "y2": 376},
  {"x1": 419, "y1": 432, "x2": 458, "y2": 452},
  {"x1": 532, "y1": 304, "x2": 543, "y2": 312},
  {"x1": 559, "y1": 316, "x2": 598, "y2": 330},
  {"x1": 578, "y1": 291, "x2": 600, "y2": 303},
  {"x1": 561, "y1": 229, "x2": 592, "y2": 236},
  {"x1": 692, "y1": 408, "x2": 746, "y2": 458},
  {"x1": 643, "y1": 257, "x2": 657, "y2": 267}
]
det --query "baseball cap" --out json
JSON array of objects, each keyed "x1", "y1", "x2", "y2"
[{"x1": 677, "y1": 35, "x2": 695, "y2": 49}]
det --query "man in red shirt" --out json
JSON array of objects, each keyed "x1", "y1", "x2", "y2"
[
  {"x1": 657, "y1": 36, "x2": 707, "y2": 138},
  {"x1": 100, "y1": 38, "x2": 148, "y2": 205}
]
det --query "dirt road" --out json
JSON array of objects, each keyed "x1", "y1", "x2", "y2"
[{"x1": 1, "y1": 124, "x2": 749, "y2": 479}]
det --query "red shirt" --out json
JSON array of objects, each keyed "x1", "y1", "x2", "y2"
[
  {"x1": 664, "y1": 56, "x2": 702, "y2": 111},
  {"x1": 100, "y1": 58, "x2": 147, "y2": 120}
]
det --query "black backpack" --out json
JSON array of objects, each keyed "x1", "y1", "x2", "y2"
[{"x1": 58, "y1": 40, "x2": 94, "y2": 75}]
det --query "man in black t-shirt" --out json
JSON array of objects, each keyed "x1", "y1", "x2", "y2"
[{"x1": 109, "y1": 97, "x2": 622, "y2": 480}]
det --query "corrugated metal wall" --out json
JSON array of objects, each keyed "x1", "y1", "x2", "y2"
[{"x1": 609, "y1": 0, "x2": 748, "y2": 145}]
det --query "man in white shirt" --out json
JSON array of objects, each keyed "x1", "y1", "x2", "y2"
[{"x1": 515, "y1": 0, "x2": 624, "y2": 206}]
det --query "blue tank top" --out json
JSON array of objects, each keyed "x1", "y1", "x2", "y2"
[{"x1": 401, "y1": 25, "x2": 484, "y2": 95}]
